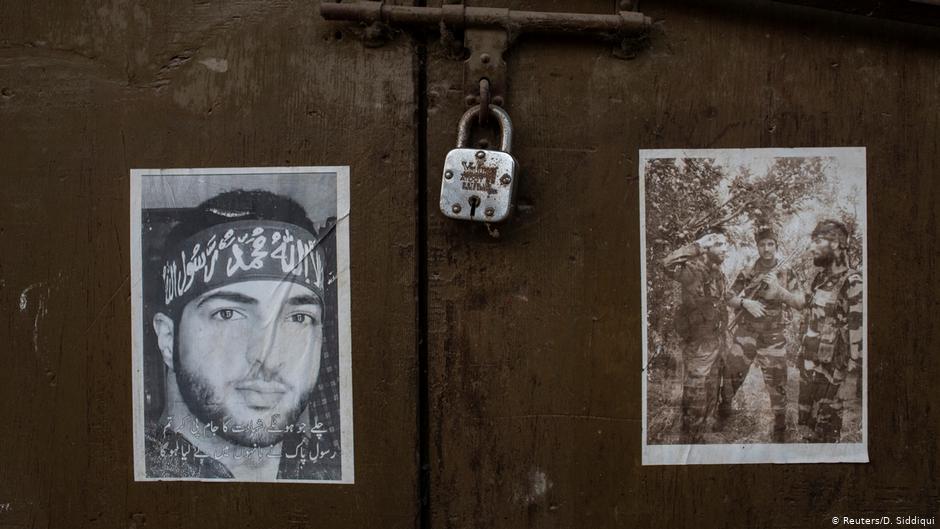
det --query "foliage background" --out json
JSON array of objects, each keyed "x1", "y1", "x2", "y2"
[{"x1": 642, "y1": 150, "x2": 866, "y2": 444}]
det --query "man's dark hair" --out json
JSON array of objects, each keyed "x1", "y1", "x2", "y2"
[
  {"x1": 811, "y1": 219, "x2": 849, "y2": 245},
  {"x1": 754, "y1": 225, "x2": 777, "y2": 244},
  {"x1": 163, "y1": 189, "x2": 319, "y2": 254}
]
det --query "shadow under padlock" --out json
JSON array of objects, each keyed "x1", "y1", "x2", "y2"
[{"x1": 440, "y1": 104, "x2": 519, "y2": 223}]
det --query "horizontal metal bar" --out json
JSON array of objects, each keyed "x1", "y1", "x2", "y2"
[{"x1": 320, "y1": 2, "x2": 651, "y2": 34}]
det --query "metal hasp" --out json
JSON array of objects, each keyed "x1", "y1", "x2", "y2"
[
  {"x1": 320, "y1": 2, "x2": 652, "y2": 102},
  {"x1": 440, "y1": 105, "x2": 518, "y2": 223},
  {"x1": 322, "y1": 2, "x2": 651, "y2": 224}
]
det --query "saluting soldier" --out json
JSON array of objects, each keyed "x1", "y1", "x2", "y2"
[
  {"x1": 762, "y1": 219, "x2": 863, "y2": 442},
  {"x1": 722, "y1": 226, "x2": 803, "y2": 442},
  {"x1": 662, "y1": 228, "x2": 730, "y2": 444}
]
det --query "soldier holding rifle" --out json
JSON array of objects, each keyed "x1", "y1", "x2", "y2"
[{"x1": 722, "y1": 226, "x2": 803, "y2": 442}]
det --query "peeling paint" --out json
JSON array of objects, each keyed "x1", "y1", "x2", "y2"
[
  {"x1": 528, "y1": 469, "x2": 550, "y2": 501},
  {"x1": 32, "y1": 291, "x2": 48, "y2": 353},
  {"x1": 33, "y1": 299, "x2": 46, "y2": 352},
  {"x1": 513, "y1": 468, "x2": 552, "y2": 505},
  {"x1": 18, "y1": 283, "x2": 42, "y2": 312},
  {"x1": 199, "y1": 58, "x2": 229, "y2": 73},
  {"x1": 17, "y1": 283, "x2": 49, "y2": 353}
]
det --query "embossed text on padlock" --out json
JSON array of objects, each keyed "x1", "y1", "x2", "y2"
[{"x1": 440, "y1": 105, "x2": 519, "y2": 223}]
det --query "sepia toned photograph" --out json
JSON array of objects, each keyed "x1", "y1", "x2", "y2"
[
  {"x1": 130, "y1": 167, "x2": 353, "y2": 482},
  {"x1": 640, "y1": 148, "x2": 868, "y2": 465}
]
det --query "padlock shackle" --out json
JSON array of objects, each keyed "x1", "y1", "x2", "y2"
[{"x1": 456, "y1": 105, "x2": 513, "y2": 153}]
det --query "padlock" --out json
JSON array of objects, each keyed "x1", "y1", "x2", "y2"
[{"x1": 440, "y1": 105, "x2": 518, "y2": 222}]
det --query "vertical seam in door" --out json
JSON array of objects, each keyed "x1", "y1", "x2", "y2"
[{"x1": 413, "y1": 8, "x2": 431, "y2": 529}]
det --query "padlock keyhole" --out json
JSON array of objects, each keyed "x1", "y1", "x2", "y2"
[{"x1": 468, "y1": 195, "x2": 481, "y2": 217}]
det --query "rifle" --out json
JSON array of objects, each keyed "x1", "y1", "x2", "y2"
[{"x1": 727, "y1": 248, "x2": 804, "y2": 333}]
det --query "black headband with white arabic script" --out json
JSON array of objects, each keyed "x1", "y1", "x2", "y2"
[{"x1": 161, "y1": 220, "x2": 325, "y2": 312}]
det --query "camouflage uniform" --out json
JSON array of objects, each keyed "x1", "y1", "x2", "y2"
[
  {"x1": 664, "y1": 242, "x2": 728, "y2": 443},
  {"x1": 723, "y1": 259, "x2": 799, "y2": 441},
  {"x1": 798, "y1": 220, "x2": 864, "y2": 443},
  {"x1": 799, "y1": 265, "x2": 863, "y2": 442}
]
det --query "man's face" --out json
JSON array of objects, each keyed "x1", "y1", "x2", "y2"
[
  {"x1": 811, "y1": 237, "x2": 836, "y2": 267},
  {"x1": 706, "y1": 234, "x2": 729, "y2": 264},
  {"x1": 757, "y1": 238, "x2": 777, "y2": 262},
  {"x1": 174, "y1": 279, "x2": 323, "y2": 447}
]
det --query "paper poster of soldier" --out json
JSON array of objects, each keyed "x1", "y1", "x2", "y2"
[
  {"x1": 640, "y1": 148, "x2": 868, "y2": 465},
  {"x1": 130, "y1": 167, "x2": 353, "y2": 482}
]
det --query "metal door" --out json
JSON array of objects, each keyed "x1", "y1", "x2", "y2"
[
  {"x1": 1, "y1": 0, "x2": 938, "y2": 528},
  {"x1": 422, "y1": 1, "x2": 938, "y2": 527}
]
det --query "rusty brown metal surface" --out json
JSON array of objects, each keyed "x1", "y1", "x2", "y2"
[
  {"x1": 321, "y1": 2, "x2": 652, "y2": 35},
  {"x1": 2, "y1": 0, "x2": 940, "y2": 527},
  {"x1": 425, "y1": 0, "x2": 939, "y2": 527},
  {"x1": 0, "y1": 1, "x2": 419, "y2": 528}
]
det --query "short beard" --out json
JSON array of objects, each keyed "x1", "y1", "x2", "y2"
[
  {"x1": 173, "y1": 342, "x2": 314, "y2": 447},
  {"x1": 813, "y1": 254, "x2": 833, "y2": 267}
]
